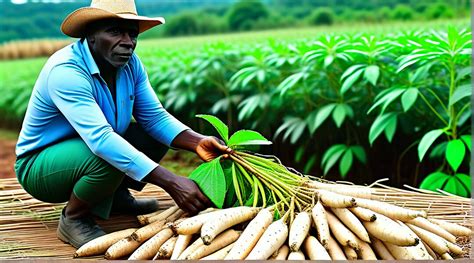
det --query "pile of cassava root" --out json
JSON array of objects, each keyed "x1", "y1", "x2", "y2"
[{"x1": 73, "y1": 182, "x2": 472, "y2": 260}]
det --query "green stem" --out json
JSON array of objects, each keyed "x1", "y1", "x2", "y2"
[
  {"x1": 455, "y1": 103, "x2": 470, "y2": 124},
  {"x1": 448, "y1": 61, "x2": 457, "y2": 138},
  {"x1": 418, "y1": 92, "x2": 449, "y2": 126},
  {"x1": 426, "y1": 88, "x2": 449, "y2": 114}
]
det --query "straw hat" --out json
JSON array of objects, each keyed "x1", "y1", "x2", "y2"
[{"x1": 61, "y1": 0, "x2": 165, "y2": 38}]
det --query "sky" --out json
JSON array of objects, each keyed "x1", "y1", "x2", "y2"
[{"x1": 9, "y1": 0, "x2": 80, "y2": 3}]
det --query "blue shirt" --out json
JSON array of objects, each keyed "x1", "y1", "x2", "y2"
[{"x1": 16, "y1": 39, "x2": 189, "y2": 181}]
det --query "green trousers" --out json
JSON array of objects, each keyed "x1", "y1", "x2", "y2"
[{"x1": 14, "y1": 123, "x2": 169, "y2": 219}]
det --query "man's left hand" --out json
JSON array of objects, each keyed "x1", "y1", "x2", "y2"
[{"x1": 196, "y1": 136, "x2": 232, "y2": 162}]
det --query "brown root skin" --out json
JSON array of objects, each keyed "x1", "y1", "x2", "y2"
[
  {"x1": 317, "y1": 189, "x2": 357, "y2": 208},
  {"x1": 73, "y1": 228, "x2": 136, "y2": 258},
  {"x1": 187, "y1": 229, "x2": 240, "y2": 260},
  {"x1": 311, "y1": 202, "x2": 330, "y2": 249},
  {"x1": 429, "y1": 218, "x2": 473, "y2": 237},
  {"x1": 363, "y1": 213, "x2": 419, "y2": 246},
  {"x1": 343, "y1": 246, "x2": 358, "y2": 260},
  {"x1": 289, "y1": 211, "x2": 311, "y2": 252},
  {"x1": 371, "y1": 237, "x2": 395, "y2": 260},
  {"x1": 408, "y1": 217, "x2": 456, "y2": 243},
  {"x1": 225, "y1": 208, "x2": 273, "y2": 260},
  {"x1": 245, "y1": 219, "x2": 289, "y2": 260},
  {"x1": 104, "y1": 237, "x2": 142, "y2": 260},
  {"x1": 200, "y1": 206, "x2": 260, "y2": 245},
  {"x1": 131, "y1": 220, "x2": 166, "y2": 242}
]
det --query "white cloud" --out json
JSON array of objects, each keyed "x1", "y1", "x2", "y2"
[{"x1": 11, "y1": 0, "x2": 28, "y2": 4}]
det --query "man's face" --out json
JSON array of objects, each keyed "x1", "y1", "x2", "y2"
[{"x1": 87, "y1": 19, "x2": 139, "y2": 68}]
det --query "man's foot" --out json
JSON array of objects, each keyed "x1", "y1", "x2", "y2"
[
  {"x1": 111, "y1": 187, "x2": 158, "y2": 215},
  {"x1": 57, "y1": 209, "x2": 106, "y2": 248}
]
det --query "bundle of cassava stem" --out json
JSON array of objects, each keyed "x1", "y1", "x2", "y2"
[{"x1": 73, "y1": 186, "x2": 471, "y2": 260}]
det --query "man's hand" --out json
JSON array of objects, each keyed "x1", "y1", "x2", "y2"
[
  {"x1": 144, "y1": 166, "x2": 212, "y2": 215},
  {"x1": 171, "y1": 130, "x2": 232, "y2": 161},
  {"x1": 196, "y1": 136, "x2": 232, "y2": 162}
]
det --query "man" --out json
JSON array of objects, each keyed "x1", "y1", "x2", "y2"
[{"x1": 14, "y1": 0, "x2": 230, "y2": 248}]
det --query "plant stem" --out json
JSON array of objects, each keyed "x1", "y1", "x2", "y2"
[
  {"x1": 418, "y1": 92, "x2": 449, "y2": 126},
  {"x1": 426, "y1": 88, "x2": 449, "y2": 114}
]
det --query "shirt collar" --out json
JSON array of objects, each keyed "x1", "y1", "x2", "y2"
[{"x1": 79, "y1": 39, "x2": 100, "y2": 76}]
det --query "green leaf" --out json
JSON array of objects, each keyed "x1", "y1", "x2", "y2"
[
  {"x1": 341, "y1": 68, "x2": 364, "y2": 94},
  {"x1": 418, "y1": 129, "x2": 444, "y2": 161},
  {"x1": 228, "y1": 130, "x2": 272, "y2": 147},
  {"x1": 446, "y1": 139, "x2": 466, "y2": 172},
  {"x1": 196, "y1": 114, "x2": 229, "y2": 144},
  {"x1": 443, "y1": 177, "x2": 462, "y2": 196},
  {"x1": 429, "y1": 141, "x2": 448, "y2": 159},
  {"x1": 332, "y1": 104, "x2": 347, "y2": 128},
  {"x1": 368, "y1": 112, "x2": 397, "y2": 145},
  {"x1": 323, "y1": 145, "x2": 347, "y2": 175},
  {"x1": 460, "y1": 135, "x2": 471, "y2": 151},
  {"x1": 324, "y1": 55, "x2": 334, "y2": 68},
  {"x1": 384, "y1": 114, "x2": 397, "y2": 143},
  {"x1": 449, "y1": 84, "x2": 471, "y2": 106},
  {"x1": 289, "y1": 121, "x2": 307, "y2": 144},
  {"x1": 321, "y1": 144, "x2": 346, "y2": 167},
  {"x1": 339, "y1": 149, "x2": 353, "y2": 178},
  {"x1": 304, "y1": 155, "x2": 317, "y2": 174},
  {"x1": 277, "y1": 72, "x2": 304, "y2": 96},
  {"x1": 351, "y1": 145, "x2": 366, "y2": 164},
  {"x1": 295, "y1": 146, "x2": 305, "y2": 163},
  {"x1": 341, "y1": 64, "x2": 365, "y2": 80},
  {"x1": 367, "y1": 88, "x2": 405, "y2": 114},
  {"x1": 454, "y1": 173, "x2": 471, "y2": 197},
  {"x1": 401, "y1": 88, "x2": 418, "y2": 112},
  {"x1": 189, "y1": 158, "x2": 226, "y2": 208},
  {"x1": 419, "y1": 172, "x2": 449, "y2": 192},
  {"x1": 313, "y1": 104, "x2": 337, "y2": 132},
  {"x1": 364, "y1": 65, "x2": 380, "y2": 86}
]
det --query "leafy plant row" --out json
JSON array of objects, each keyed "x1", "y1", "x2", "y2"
[
  {"x1": 1, "y1": 26, "x2": 471, "y2": 197},
  {"x1": 148, "y1": 27, "x2": 471, "y2": 197}
]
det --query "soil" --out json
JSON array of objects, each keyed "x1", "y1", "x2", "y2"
[{"x1": 0, "y1": 138, "x2": 16, "y2": 179}]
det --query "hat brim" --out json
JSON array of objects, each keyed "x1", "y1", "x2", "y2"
[{"x1": 61, "y1": 7, "x2": 165, "y2": 38}]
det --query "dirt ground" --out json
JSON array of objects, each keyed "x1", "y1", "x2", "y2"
[{"x1": 0, "y1": 138, "x2": 16, "y2": 179}]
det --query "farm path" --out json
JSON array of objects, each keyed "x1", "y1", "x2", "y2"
[{"x1": 0, "y1": 138, "x2": 16, "y2": 179}]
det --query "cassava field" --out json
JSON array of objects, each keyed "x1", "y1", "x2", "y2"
[{"x1": 0, "y1": 19, "x2": 471, "y2": 196}]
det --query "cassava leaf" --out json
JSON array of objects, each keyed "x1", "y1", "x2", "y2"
[
  {"x1": 189, "y1": 157, "x2": 226, "y2": 208},
  {"x1": 445, "y1": 139, "x2": 466, "y2": 172},
  {"x1": 196, "y1": 114, "x2": 229, "y2": 143},
  {"x1": 418, "y1": 129, "x2": 444, "y2": 161},
  {"x1": 228, "y1": 130, "x2": 272, "y2": 147}
]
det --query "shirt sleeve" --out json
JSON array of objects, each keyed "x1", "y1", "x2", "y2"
[
  {"x1": 47, "y1": 64, "x2": 158, "y2": 181},
  {"x1": 131, "y1": 55, "x2": 190, "y2": 146}
]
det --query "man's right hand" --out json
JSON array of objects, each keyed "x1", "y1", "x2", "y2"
[{"x1": 144, "y1": 166, "x2": 212, "y2": 215}]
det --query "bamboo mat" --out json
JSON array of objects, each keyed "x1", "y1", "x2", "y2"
[
  {"x1": 0, "y1": 177, "x2": 472, "y2": 259},
  {"x1": 0, "y1": 178, "x2": 174, "y2": 259}
]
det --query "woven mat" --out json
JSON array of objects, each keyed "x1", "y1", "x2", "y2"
[
  {"x1": 0, "y1": 178, "x2": 472, "y2": 259},
  {"x1": 0, "y1": 178, "x2": 174, "y2": 259}
]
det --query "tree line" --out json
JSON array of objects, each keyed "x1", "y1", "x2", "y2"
[{"x1": 0, "y1": 0, "x2": 469, "y2": 43}]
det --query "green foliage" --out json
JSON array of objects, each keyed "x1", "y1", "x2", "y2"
[
  {"x1": 420, "y1": 172, "x2": 470, "y2": 197},
  {"x1": 2, "y1": 22, "x2": 471, "y2": 197},
  {"x1": 164, "y1": 13, "x2": 200, "y2": 36},
  {"x1": 227, "y1": 0, "x2": 269, "y2": 31},
  {"x1": 309, "y1": 7, "x2": 335, "y2": 26},
  {"x1": 424, "y1": 3, "x2": 455, "y2": 19},
  {"x1": 392, "y1": 5, "x2": 415, "y2": 21}
]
